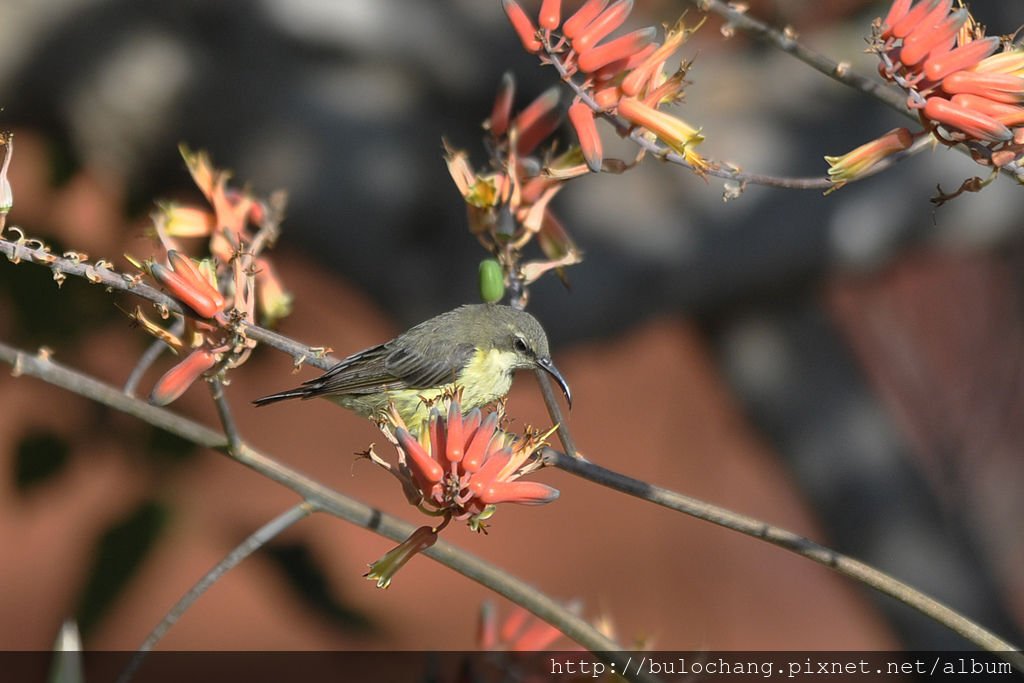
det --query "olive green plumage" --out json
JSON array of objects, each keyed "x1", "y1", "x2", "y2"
[{"x1": 253, "y1": 304, "x2": 570, "y2": 428}]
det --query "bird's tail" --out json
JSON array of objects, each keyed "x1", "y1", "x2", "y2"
[{"x1": 252, "y1": 387, "x2": 310, "y2": 407}]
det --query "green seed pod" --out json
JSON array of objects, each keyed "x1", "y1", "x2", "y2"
[{"x1": 478, "y1": 259, "x2": 505, "y2": 304}]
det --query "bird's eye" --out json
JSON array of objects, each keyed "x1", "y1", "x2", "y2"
[{"x1": 512, "y1": 336, "x2": 529, "y2": 354}]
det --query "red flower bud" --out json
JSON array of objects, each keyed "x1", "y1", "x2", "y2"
[
  {"x1": 889, "y1": 0, "x2": 944, "y2": 40},
  {"x1": 150, "y1": 348, "x2": 217, "y2": 406},
  {"x1": 923, "y1": 36, "x2": 999, "y2": 83},
  {"x1": 503, "y1": 0, "x2": 542, "y2": 53},
  {"x1": 951, "y1": 93, "x2": 1024, "y2": 126},
  {"x1": 923, "y1": 96, "x2": 1012, "y2": 141},
  {"x1": 940, "y1": 70, "x2": 1024, "y2": 104},
  {"x1": 900, "y1": 8, "x2": 965, "y2": 67},
  {"x1": 513, "y1": 87, "x2": 562, "y2": 155},
  {"x1": 150, "y1": 261, "x2": 223, "y2": 319},
  {"x1": 563, "y1": 0, "x2": 608, "y2": 39},
  {"x1": 397, "y1": 427, "x2": 445, "y2": 493},
  {"x1": 881, "y1": 0, "x2": 913, "y2": 38},
  {"x1": 577, "y1": 26, "x2": 657, "y2": 73},
  {"x1": 571, "y1": 0, "x2": 633, "y2": 53},
  {"x1": 538, "y1": 0, "x2": 561, "y2": 31},
  {"x1": 489, "y1": 71, "x2": 516, "y2": 137},
  {"x1": 568, "y1": 101, "x2": 603, "y2": 172}
]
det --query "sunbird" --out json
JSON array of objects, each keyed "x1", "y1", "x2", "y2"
[{"x1": 253, "y1": 303, "x2": 571, "y2": 428}]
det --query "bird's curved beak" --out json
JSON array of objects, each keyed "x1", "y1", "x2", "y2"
[{"x1": 536, "y1": 356, "x2": 572, "y2": 409}]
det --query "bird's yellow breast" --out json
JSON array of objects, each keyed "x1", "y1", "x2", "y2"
[{"x1": 456, "y1": 347, "x2": 518, "y2": 408}]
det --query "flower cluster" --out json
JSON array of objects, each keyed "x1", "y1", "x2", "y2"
[
  {"x1": 131, "y1": 146, "x2": 291, "y2": 405},
  {"x1": 503, "y1": 0, "x2": 705, "y2": 172},
  {"x1": 829, "y1": 0, "x2": 1024, "y2": 189},
  {"x1": 364, "y1": 398, "x2": 558, "y2": 588},
  {"x1": 445, "y1": 77, "x2": 584, "y2": 307}
]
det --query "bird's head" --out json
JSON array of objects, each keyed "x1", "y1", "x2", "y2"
[{"x1": 472, "y1": 305, "x2": 572, "y2": 408}]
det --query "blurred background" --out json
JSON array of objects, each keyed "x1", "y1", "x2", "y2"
[{"x1": 1, "y1": 0, "x2": 1023, "y2": 656}]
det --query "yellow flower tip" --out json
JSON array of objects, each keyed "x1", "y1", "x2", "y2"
[
  {"x1": 620, "y1": 16, "x2": 696, "y2": 98},
  {"x1": 255, "y1": 257, "x2": 293, "y2": 326},
  {"x1": 158, "y1": 203, "x2": 217, "y2": 238},
  {"x1": 178, "y1": 144, "x2": 217, "y2": 199},
  {"x1": 973, "y1": 49, "x2": 1024, "y2": 77},
  {"x1": 617, "y1": 96, "x2": 705, "y2": 171},
  {"x1": 364, "y1": 526, "x2": 438, "y2": 589},
  {"x1": 825, "y1": 127, "x2": 914, "y2": 181}
]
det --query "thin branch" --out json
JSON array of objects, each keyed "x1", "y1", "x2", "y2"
[
  {"x1": 688, "y1": 0, "x2": 909, "y2": 114},
  {"x1": 541, "y1": 38, "x2": 842, "y2": 190},
  {"x1": 116, "y1": 501, "x2": 317, "y2": 683},
  {"x1": 535, "y1": 369, "x2": 578, "y2": 458},
  {"x1": 5, "y1": 238, "x2": 1023, "y2": 666},
  {"x1": 0, "y1": 238, "x2": 336, "y2": 372},
  {"x1": 541, "y1": 447, "x2": 1024, "y2": 667},
  {"x1": 0, "y1": 339, "x2": 645, "y2": 681},
  {"x1": 680, "y1": 1, "x2": 1023, "y2": 184},
  {"x1": 209, "y1": 377, "x2": 243, "y2": 455}
]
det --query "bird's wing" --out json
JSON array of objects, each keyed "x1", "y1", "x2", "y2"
[
  {"x1": 302, "y1": 340, "x2": 475, "y2": 396},
  {"x1": 383, "y1": 341, "x2": 476, "y2": 388}
]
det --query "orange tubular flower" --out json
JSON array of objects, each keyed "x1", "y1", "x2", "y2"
[
  {"x1": 620, "y1": 19, "x2": 690, "y2": 97},
  {"x1": 150, "y1": 256, "x2": 225, "y2": 320},
  {"x1": 538, "y1": 0, "x2": 561, "y2": 31},
  {"x1": 825, "y1": 127, "x2": 914, "y2": 185},
  {"x1": 864, "y1": 0, "x2": 1024, "y2": 178},
  {"x1": 577, "y1": 26, "x2": 657, "y2": 74},
  {"x1": 592, "y1": 85, "x2": 622, "y2": 110},
  {"x1": 502, "y1": 0, "x2": 541, "y2": 53},
  {"x1": 149, "y1": 348, "x2": 218, "y2": 406},
  {"x1": 488, "y1": 71, "x2": 516, "y2": 137},
  {"x1": 923, "y1": 97, "x2": 1012, "y2": 142},
  {"x1": 889, "y1": 0, "x2": 944, "y2": 39},
  {"x1": 617, "y1": 96, "x2": 705, "y2": 168},
  {"x1": 568, "y1": 101, "x2": 603, "y2": 172},
  {"x1": 571, "y1": 0, "x2": 633, "y2": 53},
  {"x1": 898, "y1": 8, "x2": 965, "y2": 67},
  {"x1": 512, "y1": 87, "x2": 562, "y2": 155},
  {"x1": 940, "y1": 71, "x2": 1024, "y2": 104},
  {"x1": 922, "y1": 36, "x2": 999, "y2": 83},
  {"x1": 388, "y1": 400, "x2": 559, "y2": 526},
  {"x1": 880, "y1": 0, "x2": 913, "y2": 37},
  {"x1": 952, "y1": 94, "x2": 1024, "y2": 127},
  {"x1": 562, "y1": 0, "x2": 608, "y2": 40},
  {"x1": 593, "y1": 43, "x2": 656, "y2": 83}
]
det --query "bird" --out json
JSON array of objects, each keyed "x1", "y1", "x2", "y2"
[{"x1": 253, "y1": 303, "x2": 571, "y2": 429}]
